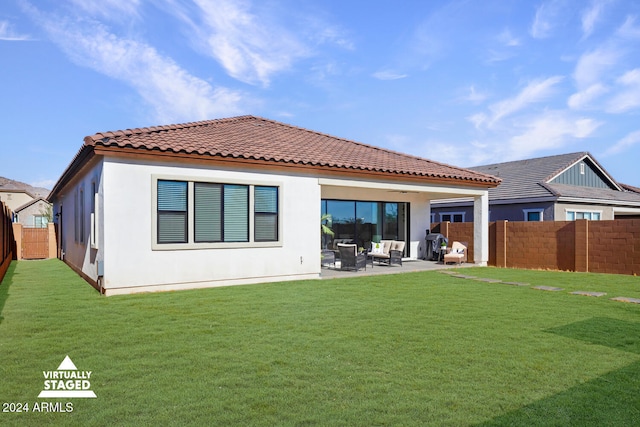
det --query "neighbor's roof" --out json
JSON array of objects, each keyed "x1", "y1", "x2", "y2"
[
  {"x1": 50, "y1": 116, "x2": 500, "y2": 198},
  {"x1": 14, "y1": 197, "x2": 51, "y2": 213},
  {"x1": 470, "y1": 151, "x2": 640, "y2": 205}
]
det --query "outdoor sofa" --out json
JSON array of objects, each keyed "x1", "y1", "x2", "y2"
[{"x1": 370, "y1": 240, "x2": 405, "y2": 266}]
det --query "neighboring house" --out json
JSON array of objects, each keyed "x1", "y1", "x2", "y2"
[
  {"x1": 0, "y1": 189, "x2": 37, "y2": 214},
  {"x1": 13, "y1": 197, "x2": 52, "y2": 228},
  {"x1": 431, "y1": 152, "x2": 640, "y2": 223},
  {"x1": 0, "y1": 189, "x2": 52, "y2": 226},
  {"x1": 48, "y1": 115, "x2": 500, "y2": 295}
]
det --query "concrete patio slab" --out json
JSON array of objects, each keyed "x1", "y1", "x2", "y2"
[
  {"x1": 320, "y1": 259, "x2": 471, "y2": 279},
  {"x1": 501, "y1": 281, "x2": 530, "y2": 286},
  {"x1": 610, "y1": 297, "x2": 640, "y2": 304},
  {"x1": 570, "y1": 291, "x2": 607, "y2": 297},
  {"x1": 532, "y1": 286, "x2": 564, "y2": 292}
]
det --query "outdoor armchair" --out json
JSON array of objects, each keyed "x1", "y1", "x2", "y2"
[
  {"x1": 443, "y1": 241, "x2": 467, "y2": 265},
  {"x1": 337, "y1": 243, "x2": 366, "y2": 271}
]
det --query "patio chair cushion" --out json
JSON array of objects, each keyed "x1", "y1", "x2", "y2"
[
  {"x1": 370, "y1": 242, "x2": 384, "y2": 254},
  {"x1": 391, "y1": 241, "x2": 405, "y2": 253},
  {"x1": 443, "y1": 241, "x2": 467, "y2": 264},
  {"x1": 337, "y1": 243, "x2": 357, "y2": 255}
]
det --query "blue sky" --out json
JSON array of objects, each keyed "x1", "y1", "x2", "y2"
[{"x1": 2, "y1": 0, "x2": 640, "y2": 189}]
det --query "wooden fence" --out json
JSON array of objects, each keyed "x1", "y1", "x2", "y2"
[
  {"x1": 0, "y1": 201, "x2": 15, "y2": 284},
  {"x1": 11, "y1": 223, "x2": 57, "y2": 261},
  {"x1": 433, "y1": 219, "x2": 640, "y2": 276}
]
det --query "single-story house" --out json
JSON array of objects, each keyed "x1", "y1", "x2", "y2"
[
  {"x1": 48, "y1": 115, "x2": 500, "y2": 295},
  {"x1": 431, "y1": 152, "x2": 640, "y2": 222}
]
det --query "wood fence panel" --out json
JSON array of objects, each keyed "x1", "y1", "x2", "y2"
[{"x1": 22, "y1": 228, "x2": 49, "y2": 259}]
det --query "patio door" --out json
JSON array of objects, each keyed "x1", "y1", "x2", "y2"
[{"x1": 322, "y1": 199, "x2": 407, "y2": 254}]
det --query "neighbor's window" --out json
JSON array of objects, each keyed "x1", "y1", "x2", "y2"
[
  {"x1": 440, "y1": 212, "x2": 464, "y2": 222},
  {"x1": 33, "y1": 215, "x2": 48, "y2": 228},
  {"x1": 157, "y1": 180, "x2": 188, "y2": 244},
  {"x1": 566, "y1": 211, "x2": 601, "y2": 221},
  {"x1": 524, "y1": 209, "x2": 543, "y2": 221}
]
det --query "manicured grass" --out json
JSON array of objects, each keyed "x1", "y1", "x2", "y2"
[{"x1": 1, "y1": 260, "x2": 639, "y2": 426}]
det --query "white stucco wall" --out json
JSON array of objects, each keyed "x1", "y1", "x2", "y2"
[
  {"x1": 51, "y1": 159, "x2": 104, "y2": 284},
  {"x1": 101, "y1": 158, "x2": 321, "y2": 294}
]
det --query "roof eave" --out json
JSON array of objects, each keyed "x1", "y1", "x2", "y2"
[
  {"x1": 47, "y1": 146, "x2": 95, "y2": 202},
  {"x1": 92, "y1": 145, "x2": 501, "y2": 188}
]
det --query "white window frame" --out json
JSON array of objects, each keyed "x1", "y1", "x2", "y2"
[
  {"x1": 565, "y1": 209, "x2": 602, "y2": 221},
  {"x1": 439, "y1": 212, "x2": 465, "y2": 222},
  {"x1": 151, "y1": 175, "x2": 283, "y2": 250},
  {"x1": 523, "y1": 208, "x2": 544, "y2": 221}
]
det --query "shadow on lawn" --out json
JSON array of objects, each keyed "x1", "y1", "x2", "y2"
[
  {"x1": 476, "y1": 360, "x2": 640, "y2": 426},
  {"x1": 0, "y1": 261, "x2": 16, "y2": 325},
  {"x1": 477, "y1": 317, "x2": 640, "y2": 426},
  {"x1": 547, "y1": 317, "x2": 640, "y2": 355}
]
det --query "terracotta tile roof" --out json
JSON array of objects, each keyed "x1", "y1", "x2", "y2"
[{"x1": 84, "y1": 115, "x2": 500, "y2": 185}]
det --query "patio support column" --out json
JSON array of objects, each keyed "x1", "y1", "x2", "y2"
[{"x1": 473, "y1": 192, "x2": 489, "y2": 266}]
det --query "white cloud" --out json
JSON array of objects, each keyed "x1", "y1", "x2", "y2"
[
  {"x1": 497, "y1": 28, "x2": 520, "y2": 47},
  {"x1": 372, "y1": 70, "x2": 408, "y2": 81},
  {"x1": 486, "y1": 76, "x2": 564, "y2": 127},
  {"x1": 170, "y1": 0, "x2": 311, "y2": 87},
  {"x1": 68, "y1": 0, "x2": 141, "y2": 20},
  {"x1": 572, "y1": 46, "x2": 621, "y2": 88},
  {"x1": 606, "y1": 68, "x2": 640, "y2": 113},
  {"x1": 617, "y1": 15, "x2": 640, "y2": 39},
  {"x1": 28, "y1": 8, "x2": 245, "y2": 123},
  {"x1": 604, "y1": 130, "x2": 640, "y2": 156},
  {"x1": 508, "y1": 112, "x2": 600, "y2": 159},
  {"x1": 581, "y1": 0, "x2": 610, "y2": 39},
  {"x1": 568, "y1": 83, "x2": 609, "y2": 109},
  {"x1": 0, "y1": 20, "x2": 31, "y2": 41},
  {"x1": 463, "y1": 86, "x2": 489, "y2": 104},
  {"x1": 530, "y1": 1, "x2": 562, "y2": 39}
]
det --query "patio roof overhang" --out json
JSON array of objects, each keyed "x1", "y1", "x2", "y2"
[{"x1": 318, "y1": 177, "x2": 491, "y2": 199}]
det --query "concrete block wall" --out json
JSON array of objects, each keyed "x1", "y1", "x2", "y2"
[
  {"x1": 588, "y1": 219, "x2": 640, "y2": 275},
  {"x1": 437, "y1": 219, "x2": 640, "y2": 276}
]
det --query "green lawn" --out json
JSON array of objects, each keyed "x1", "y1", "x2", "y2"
[{"x1": 1, "y1": 259, "x2": 639, "y2": 426}]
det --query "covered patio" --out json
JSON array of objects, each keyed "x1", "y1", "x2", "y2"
[{"x1": 320, "y1": 258, "x2": 471, "y2": 279}]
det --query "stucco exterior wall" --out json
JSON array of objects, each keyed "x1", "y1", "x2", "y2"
[
  {"x1": 101, "y1": 158, "x2": 321, "y2": 294},
  {"x1": 555, "y1": 203, "x2": 615, "y2": 220},
  {"x1": 51, "y1": 159, "x2": 104, "y2": 285},
  {"x1": 0, "y1": 191, "x2": 34, "y2": 213}
]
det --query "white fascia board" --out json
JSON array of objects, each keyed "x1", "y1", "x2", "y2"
[
  {"x1": 317, "y1": 178, "x2": 488, "y2": 197},
  {"x1": 558, "y1": 196, "x2": 640, "y2": 207},
  {"x1": 613, "y1": 207, "x2": 640, "y2": 214}
]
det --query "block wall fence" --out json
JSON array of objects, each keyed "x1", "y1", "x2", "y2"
[{"x1": 433, "y1": 219, "x2": 640, "y2": 276}]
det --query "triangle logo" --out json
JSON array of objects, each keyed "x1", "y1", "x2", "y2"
[
  {"x1": 39, "y1": 356, "x2": 96, "y2": 398},
  {"x1": 56, "y1": 355, "x2": 78, "y2": 371}
]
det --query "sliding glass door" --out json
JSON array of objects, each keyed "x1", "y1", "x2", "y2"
[{"x1": 322, "y1": 199, "x2": 407, "y2": 254}]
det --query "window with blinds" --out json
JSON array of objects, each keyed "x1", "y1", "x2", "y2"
[
  {"x1": 194, "y1": 183, "x2": 249, "y2": 242},
  {"x1": 157, "y1": 180, "x2": 188, "y2": 243},
  {"x1": 157, "y1": 178, "x2": 278, "y2": 246},
  {"x1": 254, "y1": 186, "x2": 278, "y2": 241}
]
